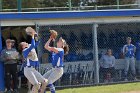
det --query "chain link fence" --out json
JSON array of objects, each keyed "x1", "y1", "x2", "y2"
[
  {"x1": 37, "y1": 22, "x2": 140, "y2": 87},
  {"x1": 98, "y1": 23, "x2": 140, "y2": 83}
]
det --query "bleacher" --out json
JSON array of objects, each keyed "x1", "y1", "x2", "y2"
[{"x1": 39, "y1": 58, "x2": 136, "y2": 85}]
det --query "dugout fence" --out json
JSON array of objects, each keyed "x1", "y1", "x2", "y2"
[{"x1": 36, "y1": 22, "x2": 140, "y2": 87}]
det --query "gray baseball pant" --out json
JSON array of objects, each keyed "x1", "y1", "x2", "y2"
[
  {"x1": 24, "y1": 67, "x2": 45, "y2": 85},
  {"x1": 43, "y1": 67, "x2": 63, "y2": 84},
  {"x1": 124, "y1": 57, "x2": 136, "y2": 78}
]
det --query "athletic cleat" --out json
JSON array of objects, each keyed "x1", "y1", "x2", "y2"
[{"x1": 39, "y1": 79, "x2": 48, "y2": 93}]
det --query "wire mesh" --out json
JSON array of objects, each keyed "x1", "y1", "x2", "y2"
[{"x1": 38, "y1": 22, "x2": 140, "y2": 87}]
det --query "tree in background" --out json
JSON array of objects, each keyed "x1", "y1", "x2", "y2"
[
  {"x1": 22, "y1": 0, "x2": 40, "y2": 8},
  {"x1": 2, "y1": 0, "x2": 17, "y2": 9},
  {"x1": 2, "y1": 0, "x2": 136, "y2": 9},
  {"x1": 96, "y1": 0, "x2": 135, "y2": 5},
  {"x1": 42, "y1": 0, "x2": 68, "y2": 7},
  {"x1": 2, "y1": 0, "x2": 40, "y2": 9}
]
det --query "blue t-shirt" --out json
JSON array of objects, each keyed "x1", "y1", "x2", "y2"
[
  {"x1": 136, "y1": 42, "x2": 140, "y2": 60},
  {"x1": 123, "y1": 44, "x2": 135, "y2": 58},
  {"x1": 51, "y1": 48, "x2": 64, "y2": 67}
]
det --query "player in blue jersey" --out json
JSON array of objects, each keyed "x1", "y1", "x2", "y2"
[
  {"x1": 43, "y1": 34, "x2": 69, "y2": 93},
  {"x1": 19, "y1": 28, "x2": 48, "y2": 93},
  {"x1": 122, "y1": 37, "x2": 136, "y2": 81}
]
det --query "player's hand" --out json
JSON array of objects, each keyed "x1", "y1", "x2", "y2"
[
  {"x1": 125, "y1": 47, "x2": 128, "y2": 52},
  {"x1": 31, "y1": 30, "x2": 37, "y2": 37},
  {"x1": 26, "y1": 27, "x2": 37, "y2": 36},
  {"x1": 50, "y1": 34, "x2": 54, "y2": 40}
]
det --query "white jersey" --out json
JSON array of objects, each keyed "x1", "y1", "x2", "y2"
[{"x1": 27, "y1": 44, "x2": 38, "y2": 61}]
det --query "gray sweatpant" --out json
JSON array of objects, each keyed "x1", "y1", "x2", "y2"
[
  {"x1": 43, "y1": 67, "x2": 63, "y2": 84},
  {"x1": 124, "y1": 57, "x2": 136, "y2": 78},
  {"x1": 24, "y1": 67, "x2": 45, "y2": 85}
]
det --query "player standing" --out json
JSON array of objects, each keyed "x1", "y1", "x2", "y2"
[
  {"x1": 43, "y1": 32, "x2": 69, "y2": 93},
  {"x1": 19, "y1": 27, "x2": 48, "y2": 93},
  {"x1": 123, "y1": 37, "x2": 136, "y2": 81}
]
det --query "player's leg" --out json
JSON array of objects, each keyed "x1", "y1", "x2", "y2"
[
  {"x1": 110, "y1": 67, "x2": 115, "y2": 82},
  {"x1": 41, "y1": 69, "x2": 53, "y2": 93},
  {"x1": 43, "y1": 68, "x2": 53, "y2": 79},
  {"x1": 130, "y1": 57, "x2": 136, "y2": 80},
  {"x1": 124, "y1": 57, "x2": 130, "y2": 81},
  {"x1": 33, "y1": 69, "x2": 48, "y2": 93},
  {"x1": 11, "y1": 63, "x2": 18, "y2": 92},
  {"x1": 26, "y1": 63, "x2": 39, "y2": 93},
  {"x1": 44, "y1": 68, "x2": 63, "y2": 93},
  {"x1": 27, "y1": 81, "x2": 32, "y2": 93},
  {"x1": 48, "y1": 68, "x2": 63, "y2": 84},
  {"x1": 24, "y1": 67, "x2": 40, "y2": 93},
  {"x1": 48, "y1": 84, "x2": 55, "y2": 93},
  {"x1": 47, "y1": 68, "x2": 63, "y2": 93},
  {"x1": 4, "y1": 64, "x2": 11, "y2": 92}
]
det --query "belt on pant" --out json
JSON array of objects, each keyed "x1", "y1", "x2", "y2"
[
  {"x1": 53, "y1": 66, "x2": 63, "y2": 68},
  {"x1": 25, "y1": 66, "x2": 34, "y2": 68}
]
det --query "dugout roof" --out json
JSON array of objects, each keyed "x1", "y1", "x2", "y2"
[{"x1": 0, "y1": 9, "x2": 140, "y2": 26}]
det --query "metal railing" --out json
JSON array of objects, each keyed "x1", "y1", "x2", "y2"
[{"x1": 1, "y1": 3, "x2": 140, "y2": 12}]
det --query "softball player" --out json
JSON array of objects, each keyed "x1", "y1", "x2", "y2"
[
  {"x1": 43, "y1": 36, "x2": 69, "y2": 93},
  {"x1": 123, "y1": 37, "x2": 136, "y2": 81},
  {"x1": 19, "y1": 32, "x2": 48, "y2": 93}
]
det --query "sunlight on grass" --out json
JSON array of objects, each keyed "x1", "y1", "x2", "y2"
[{"x1": 57, "y1": 83, "x2": 140, "y2": 93}]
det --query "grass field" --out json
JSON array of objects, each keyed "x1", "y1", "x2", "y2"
[{"x1": 56, "y1": 82, "x2": 140, "y2": 93}]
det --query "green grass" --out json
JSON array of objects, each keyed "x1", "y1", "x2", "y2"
[{"x1": 56, "y1": 82, "x2": 140, "y2": 93}]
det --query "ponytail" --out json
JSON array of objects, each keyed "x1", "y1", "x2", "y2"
[
  {"x1": 59, "y1": 37, "x2": 69, "y2": 55},
  {"x1": 18, "y1": 43, "x2": 24, "y2": 54},
  {"x1": 19, "y1": 43, "x2": 23, "y2": 51},
  {"x1": 63, "y1": 44, "x2": 69, "y2": 55}
]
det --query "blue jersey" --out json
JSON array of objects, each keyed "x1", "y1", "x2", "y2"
[
  {"x1": 136, "y1": 42, "x2": 140, "y2": 60},
  {"x1": 51, "y1": 48, "x2": 64, "y2": 67},
  {"x1": 123, "y1": 44, "x2": 136, "y2": 58},
  {"x1": 22, "y1": 38, "x2": 39, "y2": 68}
]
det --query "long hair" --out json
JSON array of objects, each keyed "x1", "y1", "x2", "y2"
[
  {"x1": 61, "y1": 38, "x2": 69, "y2": 55},
  {"x1": 63, "y1": 44, "x2": 69, "y2": 55},
  {"x1": 18, "y1": 42, "x2": 24, "y2": 54}
]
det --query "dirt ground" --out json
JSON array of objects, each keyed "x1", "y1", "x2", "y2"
[{"x1": 121, "y1": 91, "x2": 140, "y2": 93}]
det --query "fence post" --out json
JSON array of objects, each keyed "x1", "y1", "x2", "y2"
[
  {"x1": 17, "y1": 0, "x2": 22, "y2": 12},
  {"x1": 0, "y1": 0, "x2": 2, "y2": 11},
  {"x1": 68, "y1": 0, "x2": 72, "y2": 10},
  {"x1": 92, "y1": 23, "x2": 99, "y2": 84},
  {"x1": 117, "y1": 0, "x2": 120, "y2": 9},
  {"x1": 35, "y1": 23, "x2": 40, "y2": 71}
]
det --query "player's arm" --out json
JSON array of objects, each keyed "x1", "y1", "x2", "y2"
[
  {"x1": 44, "y1": 37, "x2": 58, "y2": 53},
  {"x1": 23, "y1": 36, "x2": 35, "y2": 58},
  {"x1": 122, "y1": 45, "x2": 127, "y2": 55},
  {"x1": 34, "y1": 41, "x2": 39, "y2": 48}
]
